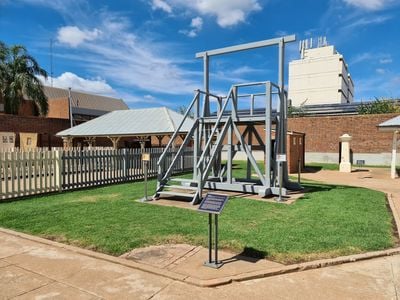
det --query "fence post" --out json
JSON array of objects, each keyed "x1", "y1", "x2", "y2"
[
  {"x1": 55, "y1": 150, "x2": 63, "y2": 192},
  {"x1": 123, "y1": 148, "x2": 128, "y2": 182}
]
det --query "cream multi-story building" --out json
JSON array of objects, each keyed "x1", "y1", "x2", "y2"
[{"x1": 288, "y1": 42, "x2": 354, "y2": 107}]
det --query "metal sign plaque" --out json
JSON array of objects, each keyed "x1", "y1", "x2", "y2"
[
  {"x1": 276, "y1": 154, "x2": 287, "y2": 162},
  {"x1": 198, "y1": 193, "x2": 229, "y2": 215},
  {"x1": 142, "y1": 153, "x2": 150, "y2": 161}
]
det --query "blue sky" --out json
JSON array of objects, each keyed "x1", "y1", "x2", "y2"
[{"x1": 1, "y1": 0, "x2": 399, "y2": 109}]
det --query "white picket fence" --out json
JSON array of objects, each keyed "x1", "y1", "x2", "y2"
[{"x1": 0, "y1": 147, "x2": 193, "y2": 200}]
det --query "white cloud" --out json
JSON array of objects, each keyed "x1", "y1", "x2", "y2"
[
  {"x1": 350, "y1": 52, "x2": 374, "y2": 65},
  {"x1": 151, "y1": 0, "x2": 172, "y2": 13},
  {"x1": 191, "y1": 16, "x2": 203, "y2": 30},
  {"x1": 152, "y1": 0, "x2": 262, "y2": 28},
  {"x1": 117, "y1": 92, "x2": 173, "y2": 107},
  {"x1": 231, "y1": 66, "x2": 265, "y2": 76},
  {"x1": 21, "y1": 3, "x2": 202, "y2": 98},
  {"x1": 380, "y1": 57, "x2": 393, "y2": 64},
  {"x1": 350, "y1": 52, "x2": 393, "y2": 66},
  {"x1": 180, "y1": 16, "x2": 203, "y2": 37},
  {"x1": 57, "y1": 26, "x2": 102, "y2": 47},
  {"x1": 376, "y1": 68, "x2": 386, "y2": 74},
  {"x1": 343, "y1": 0, "x2": 394, "y2": 10},
  {"x1": 54, "y1": 15, "x2": 200, "y2": 95},
  {"x1": 343, "y1": 15, "x2": 391, "y2": 29},
  {"x1": 353, "y1": 71, "x2": 400, "y2": 100},
  {"x1": 39, "y1": 72, "x2": 117, "y2": 96}
]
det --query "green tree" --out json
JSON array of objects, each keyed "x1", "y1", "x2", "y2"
[
  {"x1": 357, "y1": 98, "x2": 400, "y2": 115},
  {"x1": 0, "y1": 42, "x2": 8, "y2": 103},
  {"x1": 176, "y1": 105, "x2": 194, "y2": 118},
  {"x1": 0, "y1": 43, "x2": 48, "y2": 115}
]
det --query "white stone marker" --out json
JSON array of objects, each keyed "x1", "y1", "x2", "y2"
[
  {"x1": 391, "y1": 131, "x2": 399, "y2": 179},
  {"x1": 339, "y1": 134, "x2": 352, "y2": 173}
]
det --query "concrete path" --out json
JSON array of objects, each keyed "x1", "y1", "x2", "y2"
[{"x1": 0, "y1": 228, "x2": 399, "y2": 299}]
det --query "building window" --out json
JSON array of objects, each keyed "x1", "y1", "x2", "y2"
[
  {"x1": 293, "y1": 137, "x2": 296, "y2": 145},
  {"x1": 299, "y1": 137, "x2": 302, "y2": 145}
]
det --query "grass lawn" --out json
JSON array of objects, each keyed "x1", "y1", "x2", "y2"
[{"x1": 0, "y1": 162, "x2": 396, "y2": 264}]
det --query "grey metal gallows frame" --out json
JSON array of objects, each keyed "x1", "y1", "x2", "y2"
[{"x1": 155, "y1": 35, "x2": 302, "y2": 204}]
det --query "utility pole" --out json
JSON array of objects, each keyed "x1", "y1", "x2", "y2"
[
  {"x1": 68, "y1": 87, "x2": 73, "y2": 128},
  {"x1": 50, "y1": 38, "x2": 53, "y2": 87}
]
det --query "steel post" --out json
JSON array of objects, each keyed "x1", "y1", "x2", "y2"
[
  {"x1": 247, "y1": 126, "x2": 252, "y2": 180},
  {"x1": 208, "y1": 213, "x2": 212, "y2": 263},
  {"x1": 215, "y1": 214, "x2": 218, "y2": 264},
  {"x1": 193, "y1": 93, "x2": 200, "y2": 180},
  {"x1": 265, "y1": 82, "x2": 272, "y2": 187}
]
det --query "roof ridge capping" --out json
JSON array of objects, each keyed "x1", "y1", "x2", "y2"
[
  {"x1": 162, "y1": 106, "x2": 177, "y2": 132},
  {"x1": 44, "y1": 85, "x2": 122, "y2": 101}
]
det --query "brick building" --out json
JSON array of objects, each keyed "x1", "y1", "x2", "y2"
[
  {"x1": 288, "y1": 113, "x2": 400, "y2": 165},
  {"x1": 0, "y1": 86, "x2": 129, "y2": 148},
  {"x1": 16, "y1": 86, "x2": 129, "y2": 123},
  {"x1": 0, "y1": 114, "x2": 69, "y2": 148}
]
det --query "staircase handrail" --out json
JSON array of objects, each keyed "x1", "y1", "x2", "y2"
[
  {"x1": 197, "y1": 90, "x2": 221, "y2": 100},
  {"x1": 200, "y1": 116, "x2": 232, "y2": 182},
  {"x1": 158, "y1": 119, "x2": 199, "y2": 183},
  {"x1": 196, "y1": 86, "x2": 234, "y2": 169},
  {"x1": 158, "y1": 90, "x2": 200, "y2": 165}
]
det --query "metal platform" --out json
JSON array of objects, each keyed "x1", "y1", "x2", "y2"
[{"x1": 155, "y1": 35, "x2": 302, "y2": 204}]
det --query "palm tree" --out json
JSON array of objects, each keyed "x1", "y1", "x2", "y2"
[
  {"x1": 0, "y1": 43, "x2": 48, "y2": 115},
  {"x1": 0, "y1": 42, "x2": 8, "y2": 106}
]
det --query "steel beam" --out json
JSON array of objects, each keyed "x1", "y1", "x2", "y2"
[{"x1": 196, "y1": 35, "x2": 296, "y2": 58}]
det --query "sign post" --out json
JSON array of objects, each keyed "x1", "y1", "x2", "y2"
[
  {"x1": 198, "y1": 193, "x2": 229, "y2": 269},
  {"x1": 141, "y1": 152, "x2": 151, "y2": 202},
  {"x1": 276, "y1": 154, "x2": 286, "y2": 202}
]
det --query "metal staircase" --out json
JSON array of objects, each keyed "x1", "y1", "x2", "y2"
[
  {"x1": 154, "y1": 35, "x2": 302, "y2": 205},
  {"x1": 155, "y1": 88, "x2": 231, "y2": 204}
]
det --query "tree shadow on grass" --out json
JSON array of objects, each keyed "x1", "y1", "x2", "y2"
[
  {"x1": 300, "y1": 183, "x2": 335, "y2": 194},
  {"x1": 299, "y1": 183, "x2": 359, "y2": 199}
]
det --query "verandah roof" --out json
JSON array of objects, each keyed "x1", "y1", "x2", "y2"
[{"x1": 56, "y1": 107, "x2": 194, "y2": 138}]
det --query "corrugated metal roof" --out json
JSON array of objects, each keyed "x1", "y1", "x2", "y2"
[
  {"x1": 56, "y1": 107, "x2": 195, "y2": 137},
  {"x1": 378, "y1": 115, "x2": 400, "y2": 128},
  {"x1": 43, "y1": 86, "x2": 128, "y2": 112}
]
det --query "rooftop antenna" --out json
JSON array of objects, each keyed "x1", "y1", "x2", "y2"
[{"x1": 49, "y1": 38, "x2": 54, "y2": 87}]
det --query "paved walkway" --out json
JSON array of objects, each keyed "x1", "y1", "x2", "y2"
[
  {"x1": 0, "y1": 228, "x2": 399, "y2": 299},
  {"x1": 0, "y1": 167, "x2": 399, "y2": 299}
]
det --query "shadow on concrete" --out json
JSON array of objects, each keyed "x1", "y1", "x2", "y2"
[
  {"x1": 302, "y1": 166, "x2": 323, "y2": 173},
  {"x1": 221, "y1": 247, "x2": 266, "y2": 264},
  {"x1": 351, "y1": 169, "x2": 370, "y2": 173}
]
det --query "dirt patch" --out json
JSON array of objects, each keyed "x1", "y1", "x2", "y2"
[{"x1": 72, "y1": 193, "x2": 122, "y2": 203}]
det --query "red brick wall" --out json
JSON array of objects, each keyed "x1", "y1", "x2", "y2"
[
  {"x1": 47, "y1": 98, "x2": 69, "y2": 119},
  {"x1": 0, "y1": 114, "x2": 69, "y2": 148},
  {"x1": 288, "y1": 113, "x2": 398, "y2": 153}
]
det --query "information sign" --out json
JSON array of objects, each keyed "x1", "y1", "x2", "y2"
[
  {"x1": 142, "y1": 153, "x2": 150, "y2": 161},
  {"x1": 198, "y1": 193, "x2": 229, "y2": 215},
  {"x1": 276, "y1": 154, "x2": 287, "y2": 162}
]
